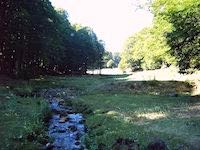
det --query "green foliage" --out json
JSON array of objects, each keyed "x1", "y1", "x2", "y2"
[
  {"x1": 166, "y1": 2, "x2": 200, "y2": 72},
  {"x1": 0, "y1": 0, "x2": 105, "y2": 79},
  {"x1": 103, "y1": 51, "x2": 113, "y2": 67},
  {"x1": 72, "y1": 25, "x2": 105, "y2": 71},
  {"x1": 152, "y1": 0, "x2": 200, "y2": 73},
  {"x1": 119, "y1": 26, "x2": 176, "y2": 71},
  {"x1": 120, "y1": 0, "x2": 199, "y2": 73},
  {"x1": 103, "y1": 51, "x2": 120, "y2": 68},
  {"x1": 112, "y1": 52, "x2": 121, "y2": 67}
]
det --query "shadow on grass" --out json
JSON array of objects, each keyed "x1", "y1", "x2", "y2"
[
  {"x1": 94, "y1": 79, "x2": 194, "y2": 96},
  {"x1": 1, "y1": 74, "x2": 196, "y2": 96},
  {"x1": 81, "y1": 97, "x2": 200, "y2": 150},
  {"x1": 0, "y1": 74, "x2": 199, "y2": 149},
  {"x1": 83, "y1": 106, "x2": 200, "y2": 150}
]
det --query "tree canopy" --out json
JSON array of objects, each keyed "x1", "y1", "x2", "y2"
[
  {"x1": 119, "y1": 0, "x2": 200, "y2": 73},
  {"x1": 0, "y1": 0, "x2": 105, "y2": 79}
]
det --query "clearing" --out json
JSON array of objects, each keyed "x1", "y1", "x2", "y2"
[{"x1": 0, "y1": 75, "x2": 200, "y2": 149}]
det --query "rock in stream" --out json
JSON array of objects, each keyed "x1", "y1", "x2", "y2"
[{"x1": 43, "y1": 89, "x2": 86, "y2": 150}]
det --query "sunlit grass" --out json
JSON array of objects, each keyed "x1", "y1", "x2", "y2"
[
  {"x1": 76, "y1": 93, "x2": 200, "y2": 149},
  {"x1": 63, "y1": 75, "x2": 200, "y2": 149},
  {"x1": 137, "y1": 112, "x2": 167, "y2": 120},
  {"x1": 1, "y1": 74, "x2": 199, "y2": 149}
]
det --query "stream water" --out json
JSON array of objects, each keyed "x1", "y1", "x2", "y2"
[{"x1": 43, "y1": 89, "x2": 86, "y2": 150}]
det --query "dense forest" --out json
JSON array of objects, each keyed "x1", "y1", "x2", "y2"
[
  {"x1": 0, "y1": 0, "x2": 105, "y2": 79},
  {"x1": 119, "y1": 0, "x2": 200, "y2": 73}
]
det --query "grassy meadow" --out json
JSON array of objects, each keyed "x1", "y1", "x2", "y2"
[
  {"x1": 0, "y1": 75, "x2": 199, "y2": 149},
  {"x1": 67, "y1": 75, "x2": 200, "y2": 149}
]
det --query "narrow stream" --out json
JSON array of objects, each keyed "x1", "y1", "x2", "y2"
[{"x1": 43, "y1": 89, "x2": 85, "y2": 150}]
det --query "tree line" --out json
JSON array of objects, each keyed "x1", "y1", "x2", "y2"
[
  {"x1": 0, "y1": 0, "x2": 105, "y2": 79},
  {"x1": 119, "y1": 0, "x2": 200, "y2": 73},
  {"x1": 103, "y1": 52, "x2": 121, "y2": 68}
]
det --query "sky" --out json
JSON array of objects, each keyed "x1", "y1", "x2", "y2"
[{"x1": 50, "y1": 0, "x2": 153, "y2": 52}]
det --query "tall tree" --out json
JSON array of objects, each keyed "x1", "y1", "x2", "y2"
[
  {"x1": 0, "y1": 0, "x2": 104, "y2": 78},
  {"x1": 152, "y1": 0, "x2": 200, "y2": 73},
  {"x1": 119, "y1": 27, "x2": 176, "y2": 71}
]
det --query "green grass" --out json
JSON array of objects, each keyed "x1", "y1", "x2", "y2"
[
  {"x1": 0, "y1": 83, "x2": 50, "y2": 149},
  {"x1": 0, "y1": 75, "x2": 199, "y2": 149},
  {"x1": 75, "y1": 94, "x2": 200, "y2": 149},
  {"x1": 59, "y1": 75, "x2": 199, "y2": 150}
]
